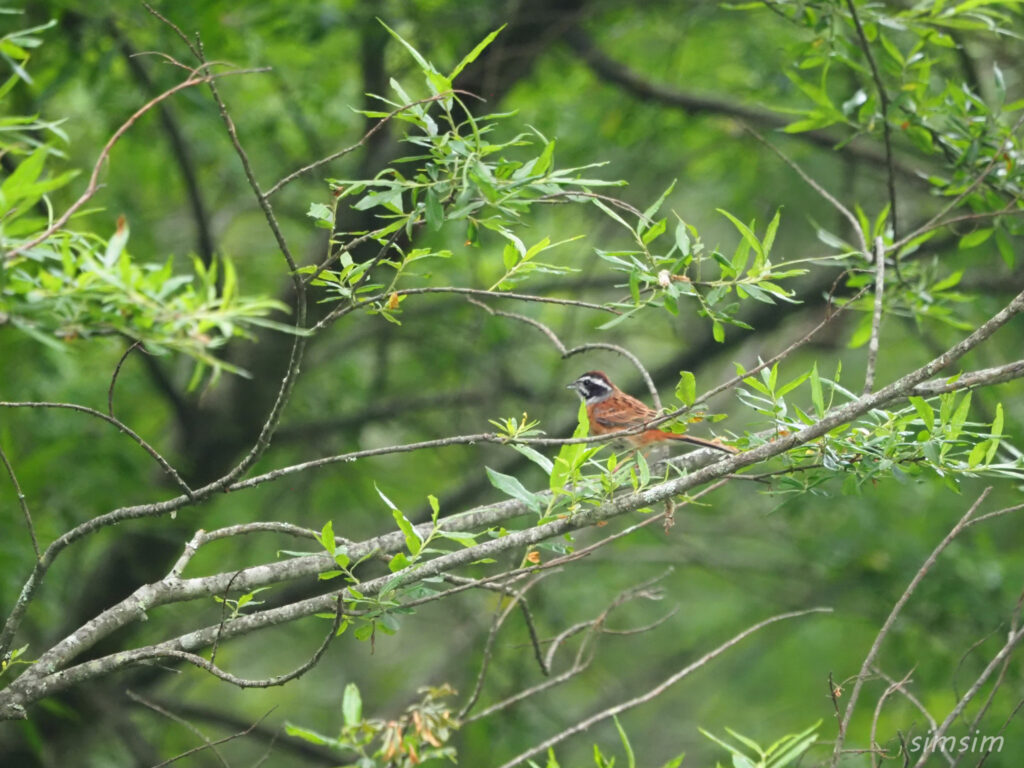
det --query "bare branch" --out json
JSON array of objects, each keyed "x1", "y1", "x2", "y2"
[
  {"x1": 829, "y1": 488, "x2": 993, "y2": 767},
  {"x1": 458, "y1": 573, "x2": 550, "y2": 719},
  {"x1": 912, "y1": 623, "x2": 1024, "y2": 768},
  {"x1": 493, "y1": 607, "x2": 832, "y2": 768},
  {"x1": 314, "y1": 286, "x2": 619, "y2": 334},
  {"x1": 872, "y1": 667, "x2": 947, "y2": 764},
  {"x1": 742, "y1": 125, "x2": 868, "y2": 257},
  {"x1": 0, "y1": 442, "x2": 37, "y2": 561},
  {"x1": 869, "y1": 668, "x2": 926, "y2": 768},
  {"x1": 126, "y1": 689, "x2": 231, "y2": 768},
  {"x1": 108, "y1": 339, "x2": 145, "y2": 417},
  {"x1": 0, "y1": 401, "x2": 191, "y2": 496},
  {"x1": 468, "y1": 299, "x2": 662, "y2": 406},
  {"x1": 4, "y1": 66, "x2": 266, "y2": 261}
]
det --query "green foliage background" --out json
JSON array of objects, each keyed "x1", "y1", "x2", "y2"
[{"x1": 2, "y1": 1, "x2": 1023, "y2": 766}]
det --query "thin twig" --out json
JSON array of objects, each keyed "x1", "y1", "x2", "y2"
[
  {"x1": 464, "y1": 573, "x2": 678, "y2": 725},
  {"x1": 947, "y1": 586, "x2": 1024, "y2": 768},
  {"x1": 493, "y1": 607, "x2": 832, "y2": 768},
  {"x1": 266, "y1": 92, "x2": 474, "y2": 197},
  {"x1": 458, "y1": 573, "x2": 550, "y2": 719},
  {"x1": 468, "y1": 299, "x2": 662, "y2": 406},
  {"x1": 912, "y1": 623, "x2": 1024, "y2": 768},
  {"x1": 872, "y1": 667, "x2": 947, "y2": 765},
  {"x1": 869, "y1": 668, "x2": 919, "y2": 768},
  {"x1": 829, "y1": 488, "x2": 993, "y2": 767},
  {"x1": 110, "y1": 22, "x2": 214, "y2": 264},
  {"x1": 845, "y1": 0, "x2": 899, "y2": 251},
  {"x1": 0, "y1": 401, "x2": 191, "y2": 496},
  {"x1": 0, "y1": 443, "x2": 38, "y2": 560},
  {"x1": 971, "y1": 698, "x2": 1024, "y2": 768},
  {"x1": 564, "y1": 343, "x2": 662, "y2": 410},
  {"x1": 742, "y1": 124, "x2": 868, "y2": 256},
  {"x1": 864, "y1": 236, "x2": 886, "y2": 394},
  {"x1": 126, "y1": 690, "x2": 231, "y2": 768},
  {"x1": 148, "y1": 594, "x2": 344, "y2": 691},
  {"x1": 108, "y1": 340, "x2": 145, "y2": 417},
  {"x1": 893, "y1": 111, "x2": 1024, "y2": 252},
  {"x1": 4, "y1": 66, "x2": 265, "y2": 261},
  {"x1": 313, "y1": 285, "x2": 619, "y2": 333},
  {"x1": 143, "y1": 2, "x2": 201, "y2": 58},
  {"x1": 143, "y1": 707, "x2": 275, "y2": 768}
]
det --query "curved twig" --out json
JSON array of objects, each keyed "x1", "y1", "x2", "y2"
[
  {"x1": 0, "y1": 443, "x2": 38, "y2": 561},
  {"x1": 0, "y1": 401, "x2": 191, "y2": 495},
  {"x1": 829, "y1": 488, "x2": 992, "y2": 767},
  {"x1": 4, "y1": 66, "x2": 266, "y2": 261},
  {"x1": 493, "y1": 607, "x2": 833, "y2": 768},
  {"x1": 107, "y1": 339, "x2": 145, "y2": 417}
]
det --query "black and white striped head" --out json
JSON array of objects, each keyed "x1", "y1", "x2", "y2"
[{"x1": 567, "y1": 371, "x2": 615, "y2": 404}]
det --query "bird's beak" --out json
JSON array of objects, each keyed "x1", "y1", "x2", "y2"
[{"x1": 565, "y1": 382, "x2": 577, "y2": 390}]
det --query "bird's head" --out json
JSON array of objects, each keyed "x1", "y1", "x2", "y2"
[{"x1": 566, "y1": 371, "x2": 615, "y2": 404}]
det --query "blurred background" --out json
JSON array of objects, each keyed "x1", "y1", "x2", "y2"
[{"x1": 2, "y1": 1, "x2": 1023, "y2": 765}]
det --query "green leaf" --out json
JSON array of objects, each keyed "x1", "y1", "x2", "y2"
[
  {"x1": 948, "y1": 391, "x2": 972, "y2": 440},
  {"x1": 509, "y1": 443, "x2": 554, "y2": 473},
  {"x1": 761, "y1": 208, "x2": 782, "y2": 260},
  {"x1": 486, "y1": 467, "x2": 541, "y2": 512},
  {"x1": 392, "y1": 508, "x2": 422, "y2": 555},
  {"x1": 676, "y1": 370, "x2": 697, "y2": 406},
  {"x1": 103, "y1": 216, "x2": 130, "y2": 267},
  {"x1": 986, "y1": 403, "x2": 1003, "y2": 463},
  {"x1": 640, "y1": 180, "x2": 677, "y2": 229},
  {"x1": 389, "y1": 552, "x2": 412, "y2": 571},
  {"x1": 931, "y1": 270, "x2": 963, "y2": 292},
  {"x1": 449, "y1": 25, "x2": 506, "y2": 79},
  {"x1": 636, "y1": 451, "x2": 651, "y2": 487},
  {"x1": 342, "y1": 682, "x2": 362, "y2": 727},
  {"x1": 958, "y1": 228, "x2": 994, "y2": 249},
  {"x1": 320, "y1": 520, "x2": 336, "y2": 555},
  {"x1": 284, "y1": 723, "x2": 341, "y2": 748},
  {"x1": 613, "y1": 716, "x2": 636, "y2": 768},
  {"x1": 425, "y1": 188, "x2": 444, "y2": 231},
  {"x1": 810, "y1": 363, "x2": 824, "y2": 417},
  {"x1": 776, "y1": 369, "x2": 811, "y2": 398},
  {"x1": 379, "y1": 20, "x2": 433, "y2": 73},
  {"x1": 641, "y1": 217, "x2": 667, "y2": 245},
  {"x1": 675, "y1": 221, "x2": 692, "y2": 256},
  {"x1": 909, "y1": 396, "x2": 935, "y2": 433},
  {"x1": 532, "y1": 138, "x2": 556, "y2": 176},
  {"x1": 712, "y1": 320, "x2": 725, "y2": 343},
  {"x1": 968, "y1": 440, "x2": 989, "y2": 469},
  {"x1": 717, "y1": 208, "x2": 764, "y2": 261},
  {"x1": 995, "y1": 229, "x2": 1015, "y2": 268},
  {"x1": 306, "y1": 202, "x2": 333, "y2": 224},
  {"x1": 502, "y1": 242, "x2": 519, "y2": 269}
]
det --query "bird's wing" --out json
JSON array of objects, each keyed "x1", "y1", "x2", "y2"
[{"x1": 592, "y1": 394, "x2": 654, "y2": 430}]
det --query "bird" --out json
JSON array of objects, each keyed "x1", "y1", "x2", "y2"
[{"x1": 567, "y1": 370, "x2": 734, "y2": 453}]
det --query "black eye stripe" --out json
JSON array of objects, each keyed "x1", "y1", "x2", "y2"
[{"x1": 574, "y1": 375, "x2": 611, "y2": 399}]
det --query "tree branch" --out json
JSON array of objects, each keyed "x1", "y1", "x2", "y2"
[{"x1": 493, "y1": 607, "x2": 832, "y2": 768}]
